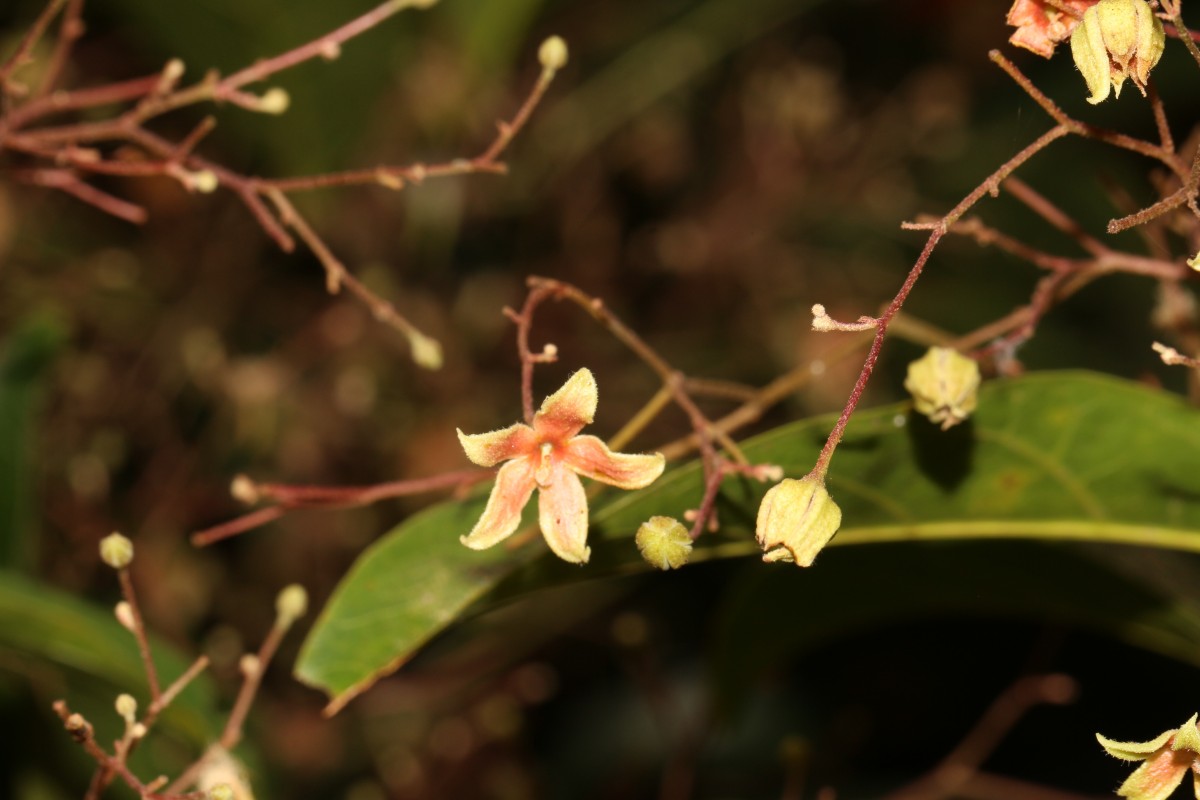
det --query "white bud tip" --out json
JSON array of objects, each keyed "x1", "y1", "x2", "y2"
[
  {"x1": 239, "y1": 654, "x2": 261, "y2": 679},
  {"x1": 275, "y1": 584, "x2": 308, "y2": 626},
  {"x1": 164, "y1": 59, "x2": 185, "y2": 82},
  {"x1": 115, "y1": 693, "x2": 138, "y2": 720},
  {"x1": 191, "y1": 170, "x2": 219, "y2": 193},
  {"x1": 99, "y1": 532, "x2": 134, "y2": 569},
  {"x1": 115, "y1": 601, "x2": 136, "y2": 631},
  {"x1": 230, "y1": 474, "x2": 259, "y2": 505},
  {"x1": 257, "y1": 87, "x2": 290, "y2": 115},
  {"x1": 538, "y1": 36, "x2": 569, "y2": 72},
  {"x1": 409, "y1": 332, "x2": 444, "y2": 370}
]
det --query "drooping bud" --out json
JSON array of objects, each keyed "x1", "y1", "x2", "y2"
[
  {"x1": 904, "y1": 347, "x2": 981, "y2": 431},
  {"x1": 1071, "y1": 0, "x2": 1165, "y2": 104},
  {"x1": 1097, "y1": 714, "x2": 1200, "y2": 800},
  {"x1": 99, "y1": 532, "x2": 134, "y2": 569},
  {"x1": 755, "y1": 475, "x2": 842, "y2": 567},
  {"x1": 635, "y1": 516, "x2": 692, "y2": 570}
]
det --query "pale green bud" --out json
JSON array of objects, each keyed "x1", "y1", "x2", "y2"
[
  {"x1": 635, "y1": 516, "x2": 692, "y2": 570},
  {"x1": 275, "y1": 584, "x2": 308, "y2": 627},
  {"x1": 1071, "y1": 0, "x2": 1165, "y2": 104},
  {"x1": 408, "y1": 331, "x2": 443, "y2": 370},
  {"x1": 755, "y1": 475, "x2": 842, "y2": 567},
  {"x1": 904, "y1": 347, "x2": 980, "y2": 431},
  {"x1": 99, "y1": 532, "x2": 134, "y2": 569},
  {"x1": 538, "y1": 36, "x2": 569, "y2": 72},
  {"x1": 115, "y1": 693, "x2": 138, "y2": 722}
]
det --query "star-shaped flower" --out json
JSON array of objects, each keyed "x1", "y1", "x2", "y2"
[
  {"x1": 1098, "y1": 714, "x2": 1200, "y2": 800},
  {"x1": 457, "y1": 369, "x2": 666, "y2": 564}
]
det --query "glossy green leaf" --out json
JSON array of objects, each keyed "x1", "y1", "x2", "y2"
[{"x1": 296, "y1": 372, "x2": 1200, "y2": 712}]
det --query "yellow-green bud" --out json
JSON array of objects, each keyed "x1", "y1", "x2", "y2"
[
  {"x1": 99, "y1": 532, "x2": 134, "y2": 569},
  {"x1": 115, "y1": 693, "x2": 138, "y2": 722},
  {"x1": 275, "y1": 584, "x2": 308, "y2": 627},
  {"x1": 635, "y1": 516, "x2": 692, "y2": 570},
  {"x1": 1071, "y1": 0, "x2": 1165, "y2": 104},
  {"x1": 1097, "y1": 714, "x2": 1200, "y2": 800},
  {"x1": 208, "y1": 784, "x2": 235, "y2": 800},
  {"x1": 538, "y1": 36, "x2": 569, "y2": 72},
  {"x1": 256, "y1": 87, "x2": 290, "y2": 115},
  {"x1": 408, "y1": 331, "x2": 443, "y2": 370},
  {"x1": 904, "y1": 347, "x2": 980, "y2": 431},
  {"x1": 755, "y1": 475, "x2": 842, "y2": 567}
]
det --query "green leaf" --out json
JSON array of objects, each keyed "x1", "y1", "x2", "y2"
[
  {"x1": 296, "y1": 372, "x2": 1200, "y2": 712},
  {"x1": 0, "y1": 570, "x2": 219, "y2": 748},
  {"x1": 0, "y1": 313, "x2": 67, "y2": 570}
]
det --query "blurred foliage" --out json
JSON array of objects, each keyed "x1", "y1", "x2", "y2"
[{"x1": 2, "y1": 0, "x2": 1200, "y2": 798}]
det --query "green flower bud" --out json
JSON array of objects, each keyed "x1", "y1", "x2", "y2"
[
  {"x1": 99, "y1": 532, "x2": 134, "y2": 569},
  {"x1": 904, "y1": 347, "x2": 980, "y2": 431},
  {"x1": 635, "y1": 516, "x2": 692, "y2": 570},
  {"x1": 538, "y1": 36, "x2": 569, "y2": 72},
  {"x1": 755, "y1": 475, "x2": 842, "y2": 567},
  {"x1": 275, "y1": 584, "x2": 308, "y2": 628},
  {"x1": 1071, "y1": 0, "x2": 1165, "y2": 104}
]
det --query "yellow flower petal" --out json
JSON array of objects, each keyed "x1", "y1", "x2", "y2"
[
  {"x1": 533, "y1": 369, "x2": 597, "y2": 442},
  {"x1": 460, "y1": 458, "x2": 537, "y2": 550},
  {"x1": 457, "y1": 423, "x2": 536, "y2": 467},
  {"x1": 563, "y1": 435, "x2": 665, "y2": 490},
  {"x1": 538, "y1": 463, "x2": 590, "y2": 564},
  {"x1": 1098, "y1": 730, "x2": 1176, "y2": 761}
]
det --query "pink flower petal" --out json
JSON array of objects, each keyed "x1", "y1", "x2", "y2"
[
  {"x1": 1116, "y1": 746, "x2": 1191, "y2": 800},
  {"x1": 563, "y1": 435, "x2": 665, "y2": 490},
  {"x1": 533, "y1": 369, "x2": 597, "y2": 443},
  {"x1": 457, "y1": 423, "x2": 537, "y2": 467},
  {"x1": 460, "y1": 458, "x2": 537, "y2": 550},
  {"x1": 538, "y1": 463, "x2": 590, "y2": 564},
  {"x1": 1006, "y1": 0, "x2": 1096, "y2": 58}
]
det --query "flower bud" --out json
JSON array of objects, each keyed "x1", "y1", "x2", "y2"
[
  {"x1": 904, "y1": 347, "x2": 980, "y2": 431},
  {"x1": 1071, "y1": 0, "x2": 1165, "y2": 104},
  {"x1": 99, "y1": 532, "x2": 134, "y2": 569},
  {"x1": 275, "y1": 584, "x2": 308, "y2": 628},
  {"x1": 1188, "y1": 251, "x2": 1199, "y2": 272},
  {"x1": 755, "y1": 475, "x2": 842, "y2": 567},
  {"x1": 115, "y1": 601, "x2": 136, "y2": 631},
  {"x1": 115, "y1": 693, "x2": 138, "y2": 722},
  {"x1": 635, "y1": 516, "x2": 692, "y2": 570},
  {"x1": 408, "y1": 331, "x2": 443, "y2": 370},
  {"x1": 538, "y1": 36, "x2": 569, "y2": 72}
]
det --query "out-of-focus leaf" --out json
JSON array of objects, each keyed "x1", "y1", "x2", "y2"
[
  {"x1": 0, "y1": 313, "x2": 67, "y2": 570},
  {"x1": 296, "y1": 372, "x2": 1200, "y2": 712},
  {"x1": 0, "y1": 570, "x2": 219, "y2": 747}
]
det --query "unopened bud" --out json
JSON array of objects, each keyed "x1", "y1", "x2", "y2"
[
  {"x1": 275, "y1": 584, "x2": 308, "y2": 627},
  {"x1": 65, "y1": 713, "x2": 86, "y2": 732},
  {"x1": 191, "y1": 170, "x2": 219, "y2": 193},
  {"x1": 115, "y1": 601, "x2": 136, "y2": 631},
  {"x1": 1188, "y1": 251, "x2": 1199, "y2": 272},
  {"x1": 635, "y1": 516, "x2": 692, "y2": 570},
  {"x1": 115, "y1": 693, "x2": 138, "y2": 722},
  {"x1": 538, "y1": 36, "x2": 569, "y2": 72},
  {"x1": 239, "y1": 654, "x2": 261, "y2": 679},
  {"x1": 1071, "y1": 0, "x2": 1165, "y2": 104},
  {"x1": 99, "y1": 532, "x2": 134, "y2": 569},
  {"x1": 230, "y1": 474, "x2": 259, "y2": 505},
  {"x1": 163, "y1": 59, "x2": 186, "y2": 83},
  {"x1": 208, "y1": 784, "x2": 235, "y2": 800},
  {"x1": 755, "y1": 475, "x2": 842, "y2": 567},
  {"x1": 256, "y1": 87, "x2": 290, "y2": 115},
  {"x1": 904, "y1": 347, "x2": 980, "y2": 431},
  {"x1": 130, "y1": 722, "x2": 148, "y2": 740},
  {"x1": 409, "y1": 331, "x2": 443, "y2": 370}
]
